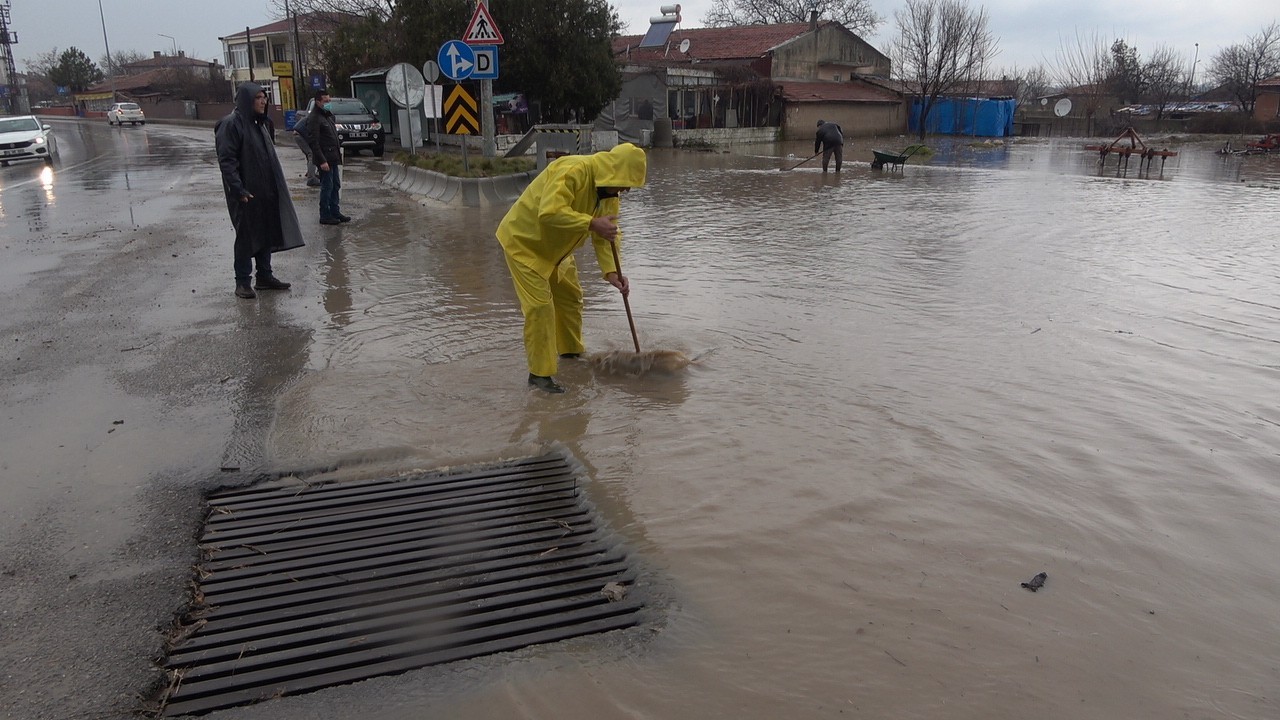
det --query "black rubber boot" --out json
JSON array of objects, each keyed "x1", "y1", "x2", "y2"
[
  {"x1": 235, "y1": 285, "x2": 256, "y2": 299},
  {"x1": 255, "y1": 276, "x2": 291, "y2": 290},
  {"x1": 528, "y1": 374, "x2": 565, "y2": 393}
]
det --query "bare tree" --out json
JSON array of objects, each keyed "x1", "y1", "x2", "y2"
[
  {"x1": 703, "y1": 0, "x2": 882, "y2": 36},
  {"x1": 889, "y1": 0, "x2": 998, "y2": 140},
  {"x1": 1208, "y1": 21, "x2": 1280, "y2": 117},
  {"x1": 1001, "y1": 63, "x2": 1052, "y2": 109},
  {"x1": 23, "y1": 48, "x2": 62, "y2": 78},
  {"x1": 99, "y1": 50, "x2": 148, "y2": 76},
  {"x1": 271, "y1": 0, "x2": 392, "y2": 21},
  {"x1": 1142, "y1": 44, "x2": 1186, "y2": 121},
  {"x1": 155, "y1": 66, "x2": 228, "y2": 103},
  {"x1": 1049, "y1": 28, "x2": 1112, "y2": 135},
  {"x1": 22, "y1": 49, "x2": 64, "y2": 105}
]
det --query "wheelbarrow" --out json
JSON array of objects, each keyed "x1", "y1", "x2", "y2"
[{"x1": 871, "y1": 144, "x2": 925, "y2": 171}]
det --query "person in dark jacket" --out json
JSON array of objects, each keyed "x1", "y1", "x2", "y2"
[
  {"x1": 306, "y1": 89, "x2": 349, "y2": 225},
  {"x1": 292, "y1": 112, "x2": 320, "y2": 187},
  {"x1": 815, "y1": 119, "x2": 844, "y2": 172},
  {"x1": 215, "y1": 82, "x2": 305, "y2": 299}
]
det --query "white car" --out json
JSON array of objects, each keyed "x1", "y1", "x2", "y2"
[
  {"x1": 0, "y1": 115, "x2": 58, "y2": 166},
  {"x1": 106, "y1": 102, "x2": 146, "y2": 126}
]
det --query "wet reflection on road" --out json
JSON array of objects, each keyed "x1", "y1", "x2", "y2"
[
  {"x1": 3, "y1": 120, "x2": 1279, "y2": 720},
  {"x1": 265, "y1": 135, "x2": 1280, "y2": 720}
]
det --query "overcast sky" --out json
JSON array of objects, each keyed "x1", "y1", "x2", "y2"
[{"x1": 10, "y1": 0, "x2": 1277, "y2": 80}]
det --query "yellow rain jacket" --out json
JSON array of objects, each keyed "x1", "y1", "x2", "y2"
[
  {"x1": 498, "y1": 143, "x2": 647, "y2": 277},
  {"x1": 497, "y1": 143, "x2": 648, "y2": 377}
]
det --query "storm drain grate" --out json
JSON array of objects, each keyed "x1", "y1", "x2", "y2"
[{"x1": 161, "y1": 450, "x2": 644, "y2": 716}]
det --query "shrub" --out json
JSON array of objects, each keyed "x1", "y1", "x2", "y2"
[{"x1": 395, "y1": 150, "x2": 535, "y2": 178}]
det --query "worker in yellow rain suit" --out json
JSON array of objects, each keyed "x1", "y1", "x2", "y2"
[{"x1": 497, "y1": 143, "x2": 648, "y2": 393}]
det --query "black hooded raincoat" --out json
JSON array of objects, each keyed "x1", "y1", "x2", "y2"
[{"x1": 215, "y1": 82, "x2": 305, "y2": 258}]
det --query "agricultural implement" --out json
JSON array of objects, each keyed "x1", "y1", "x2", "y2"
[{"x1": 1085, "y1": 127, "x2": 1177, "y2": 174}]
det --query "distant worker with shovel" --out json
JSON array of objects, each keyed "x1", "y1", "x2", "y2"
[
  {"x1": 497, "y1": 143, "x2": 648, "y2": 393},
  {"x1": 815, "y1": 119, "x2": 844, "y2": 172}
]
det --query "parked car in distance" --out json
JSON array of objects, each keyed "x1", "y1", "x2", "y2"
[
  {"x1": 0, "y1": 115, "x2": 59, "y2": 166},
  {"x1": 106, "y1": 102, "x2": 146, "y2": 126},
  {"x1": 300, "y1": 97, "x2": 384, "y2": 157}
]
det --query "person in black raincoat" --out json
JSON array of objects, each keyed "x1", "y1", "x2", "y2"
[
  {"x1": 815, "y1": 119, "x2": 844, "y2": 172},
  {"x1": 215, "y1": 82, "x2": 305, "y2": 299}
]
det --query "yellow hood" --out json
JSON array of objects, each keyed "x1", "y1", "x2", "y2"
[{"x1": 590, "y1": 142, "x2": 647, "y2": 188}]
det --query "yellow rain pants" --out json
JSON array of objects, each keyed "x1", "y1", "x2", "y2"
[{"x1": 504, "y1": 253, "x2": 585, "y2": 378}]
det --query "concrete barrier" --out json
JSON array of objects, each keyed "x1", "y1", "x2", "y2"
[{"x1": 382, "y1": 163, "x2": 536, "y2": 208}]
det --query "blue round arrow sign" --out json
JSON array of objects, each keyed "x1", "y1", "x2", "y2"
[{"x1": 437, "y1": 40, "x2": 476, "y2": 81}]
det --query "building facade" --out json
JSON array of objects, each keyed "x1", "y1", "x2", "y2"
[
  {"x1": 218, "y1": 12, "x2": 341, "y2": 111},
  {"x1": 601, "y1": 19, "x2": 903, "y2": 144}
]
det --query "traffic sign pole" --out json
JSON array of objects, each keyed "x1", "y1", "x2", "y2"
[
  {"x1": 424, "y1": 60, "x2": 441, "y2": 152},
  {"x1": 479, "y1": 0, "x2": 495, "y2": 158}
]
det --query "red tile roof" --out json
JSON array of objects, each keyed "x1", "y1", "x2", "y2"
[
  {"x1": 614, "y1": 22, "x2": 820, "y2": 63},
  {"x1": 220, "y1": 12, "x2": 351, "y2": 40},
  {"x1": 85, "y1": 68, "x2": 170, "y2": 94},
  {"x1": 122, "y1": 55, "x2": 219, "y2": 70},
  {"x1": 777, "y1": 81, "x2": 900, "y2": 103}
]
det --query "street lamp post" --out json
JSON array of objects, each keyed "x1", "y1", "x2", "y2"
[
  {"x1": 1189, "y1": 43, "x2": 1199, "y2": 98},
  {"x1": 97, "y1": 0, "x2": 115, "y2": 102},
  {"x1": 158, "y1": 33, "x2": 176, "y2": 55}
]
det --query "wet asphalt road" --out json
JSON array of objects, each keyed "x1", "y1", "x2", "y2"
[
  {"x1": 0, "y1": 118, "x2": 386, "y2": 719},
  {"x1": 11, "y1": 120, "x2": 1278, "y2": 720}
]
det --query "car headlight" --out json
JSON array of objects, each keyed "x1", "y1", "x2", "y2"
[
  {"x1": 33, "y1": 136, "x2": 45, "y2": 145},
  {"x1": 370, "y1": 122, "x2": 381, "y2": 130},
  {"x1": 336, "y1": 123, "x2": 349, "y2": 131}
]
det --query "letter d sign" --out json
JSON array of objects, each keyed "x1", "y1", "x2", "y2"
[{"x1": 471, "y1": 46, "x2": 499, "y2": 80}]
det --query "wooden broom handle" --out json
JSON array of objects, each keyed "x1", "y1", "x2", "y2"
[{"x1": 609, "y1": 239, "x2": 641, "y2": 353}]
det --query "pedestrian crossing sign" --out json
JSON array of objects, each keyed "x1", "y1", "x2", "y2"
[{"x1": 463, "y1": 3, "x2": 504, "y2": 45}]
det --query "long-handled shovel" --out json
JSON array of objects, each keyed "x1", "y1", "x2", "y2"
[
  {"x1": 609, "y1": 238, "x2": 642, "y2": 353},
  {"x1": 782, "y1": 151, "x2": 820, "y2": 171},
  {"x1": 591, "y1": 239, "x2": 694, "y2": 375}
]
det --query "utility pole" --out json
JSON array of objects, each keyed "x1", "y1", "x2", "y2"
[
  {"x1": 290, "y1": 2, "x2": 305, "y2": 109},
  {"x1": 0, "y1": 1, "x2": 20, "y2": 114},
  {"x1": 98, "y1": 0, "x2": 116, "y2": 102},
  {"x1": 246, "y1": 27, "x2": 254, "y2": 82}
]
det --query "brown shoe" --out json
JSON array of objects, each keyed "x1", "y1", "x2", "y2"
[{"x1": 235, "y1": 285, "x2": 256, "y2": 299}]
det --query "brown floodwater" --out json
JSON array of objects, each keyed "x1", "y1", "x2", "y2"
[{"x1": 265, "y1": 137, "x2": 1280, "y2": 719}]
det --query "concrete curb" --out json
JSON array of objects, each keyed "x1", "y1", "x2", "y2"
[{"x1": 381, "y1": 163, "x2": 536, "y2": 208}]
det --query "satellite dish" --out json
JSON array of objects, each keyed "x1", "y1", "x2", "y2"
[
  {"x1": 679, "y1": 38, "x2": 690, "y2": 53},
  {"x1": 1053, "y1": 98, "x2": 1072, "y2": 117},
  {"x1": 1039, "y1": 97, "x2": 1048, "y2": 106}
]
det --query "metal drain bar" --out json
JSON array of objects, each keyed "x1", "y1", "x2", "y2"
[{"x1": 162, "y1": 451, "x2": 643, "y2": 716}]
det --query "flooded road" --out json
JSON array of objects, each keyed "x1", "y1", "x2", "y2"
[{"x1": 2, "y1": 121, "x2": 1278, "y2": 719}]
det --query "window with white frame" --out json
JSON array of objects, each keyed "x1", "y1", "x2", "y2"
[
  {"x1": 227, "y1": 46, "x2": 248, "y2": 70},
  {"x1": 272, "y1": 44, "x2": 288, "y2": 63}
]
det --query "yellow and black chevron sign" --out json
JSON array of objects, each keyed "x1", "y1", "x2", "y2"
[{"x1": 444, "y1": 85, "x2": 479, "y2": 135}]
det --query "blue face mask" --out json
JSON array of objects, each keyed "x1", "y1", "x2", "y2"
[{"x1": 323, "y1": 102, "x2": 333, "y2": 111}]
